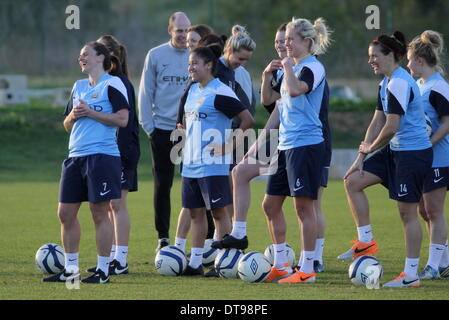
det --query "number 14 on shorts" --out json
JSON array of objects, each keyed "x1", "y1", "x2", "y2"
[{"x1": 398, "y1": 184, "x2": 408, "y2": 197}]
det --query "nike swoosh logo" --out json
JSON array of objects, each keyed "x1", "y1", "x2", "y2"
[
  {"x1": 436, "y1": 248, "x2": 444, "y2": 250},
  {"x1": 195, "y1": 254, "x2": 202, "y2": 256},
  {"x1": 397, "y1": 193, "x2": 408, "y2": 197},
  {"x1": 68, "y1": 259, "x2": 77, "y2": 262},
  {"x1": 402, "y1": 279, "x2": 418, "y2": 285},
  {"x1": 100, "y1": 190, "x2": 111, "y2": 196},
  {"x1": 293, "y1": 186, "x2": 304, "y2": 191},
  {"x1": 211, "y1": 198, "x2": 222, "y2": 203},
  {"x1": 300, "y1": 275, "x2": 313, "y2": 281},
  {"x1": 434, "y1": 177, "x2": 444, "y2": 183},
  {"x1": 411, "y1": 264, "x2": 417, "y2": 267},
  {"x1": 100, "y1": 277, "x2": 109, "y2": 284},
  {"x1": 354, "y1": 244, "x2": 375, "y2": 254},
  {"x1": 306, "y1": 258, "x2": 313, "y2": 261}
]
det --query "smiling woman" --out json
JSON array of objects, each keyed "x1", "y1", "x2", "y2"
[
  {"x1": 179, "y1": 45, "x2": 253, "y2": 276},
  {"x1": 341, "y1": 31, "x2": 434, "y2": 288},
  {"x1": 43, "y1": 41, "x2": 130, "y2": 285}
]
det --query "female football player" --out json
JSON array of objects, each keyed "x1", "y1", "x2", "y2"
[
  {"x1": 180, "y1": 45, "x2": 253, "y2": 275},
  {"x1": 341, "y1": 31, "x2": 433, "y2": 288},
  {"x1": 44, "y1": 41, "x2": 129, "y2": 284},
  {"x1": 83, "y1": 35, "x2": 140, "y2": 276},
  {"x1": 407, "y1": 30, "x2": 449, "y2": 279},
  {"x1": 259, "y1": 17, "x2": 332, "y2": 284}
]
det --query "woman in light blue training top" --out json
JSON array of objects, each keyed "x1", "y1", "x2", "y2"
[
  {"x1": 407, "y1": 30, "x2": 449, "y2": 280},
  {"x1": 180, "y1": 45, "x2": 253, "y2": 276},
  {"x1": 342, "y1": 31, "x2": 433, "y2": 288},
  {"x1": 260, "y1": 17, "x2": 332, "y2": 284},
  {"x1": 43, "y1": 41, "x2": 129, "y2": 284}
]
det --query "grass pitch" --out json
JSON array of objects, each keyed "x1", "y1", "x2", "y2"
[{"x1": 0, "y1": 179, "x2": 448, "y2": 300}]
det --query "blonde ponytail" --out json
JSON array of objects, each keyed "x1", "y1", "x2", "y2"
[
  {"x1": 225, "y1": 24, "x2": 256, "y2": 52},
  {"x1": 409, "y1": 30, "x2": 445, "y2": 75},
  {"x1": 287, "y1": 17, "x2": 332, "y2": 56},
  {"x1": 313, "y1": 18, "x2": 332, "y2": 55}
]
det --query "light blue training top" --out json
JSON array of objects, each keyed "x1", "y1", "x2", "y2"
[
  {"x1": 377, "y1": 67, "x2": 431, "y2": 151},
  {"x1": 277, "y1": 55, "x2": 325, "y2": 150},
  {"x1": 417, "y1": 72, "x2": 449, "y2": 167},
  {"x1": 67, "y1": 73, "x2": 129, "y2": 158},
  {"x1": 182, "y1": 78, "x2": 245, "y2": 178}
]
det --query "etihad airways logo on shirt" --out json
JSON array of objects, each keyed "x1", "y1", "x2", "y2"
[
  {"x1": 162, "y1": 75, "x2": 189, "y2": 85},
  {"x1": 185, "y1": 111, "x2": 208, "y2": 120}
]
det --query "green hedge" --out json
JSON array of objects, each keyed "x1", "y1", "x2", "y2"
[{"x1": 329, "y1": 98, "x2": 377, "y2": 113}]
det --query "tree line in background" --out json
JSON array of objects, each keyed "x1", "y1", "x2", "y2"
[{"x1": 1, "y1": 0, "x2": 448, "y2": 81}]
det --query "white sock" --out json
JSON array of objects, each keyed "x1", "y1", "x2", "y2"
[
  {"x1": 426, "y1": 243, "x2": 446, "y2": 270},
  {"x1": 404, "y1": 257, "x2": 419, "y2": 278},
  {"x1": 109, "y1": 245, "x2": 117, "y2": 263},
  {"x1": 357, "y1": 225, "x2": 373, "y2": 243},
  {"x1": 114, "y1": 245, "x2": 128, "y2": 267},
  {"x1": 64, "y1": 252, "x2": 79, "y2": 273},
  {"x1": 230, "y1": 221, "x2": 247, "y2": 239},
  {"x1": 189, "y1": 247, "x2": 203, "y2": 268},
  {"x1": 297, "y1": 251, "x2": 304, "y2": 268},
  {"x1": 300, "y1": 251, "x2": 315, "y2": 275},
  {"x1": 273, "y1": 243, "x2": 288, "y2": 268},
  {"x1": 439, "y1": 240, "x2": 449, "y2": 268},
  {"x1": 175, "y1": 237, "x2": 187, "y2": 252},
  {"x1": 213, "y1": 230, "x2": 219, "y2": 241},
  {"x1": 315, "y1": 238, "x2": 325, "y2": 263},
  {"x1": 97, "y1": 255, "x2": 110, "y2": 275}
]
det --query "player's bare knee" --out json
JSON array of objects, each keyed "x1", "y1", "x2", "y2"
[
  {"x1": 344, "y1": 174, "x2": 363, "y2": 194},
  {"x1": 58, "y1": 210, "x2": 76, "y2": 225},
  {"x1": 89, "y1": 203, "x2": 110, "y2": 224},
  {"x1": 262, "y1": 201, "x2": 278, "y2": 220}
]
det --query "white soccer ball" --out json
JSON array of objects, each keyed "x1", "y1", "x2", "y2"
[
  {"x1": 35, "y1": 243, "x2": 65, "y2": 274},
  {"x1": 348, "y1": 255, "x2": 383, "y2": 287},
  {"x1": 202, "y1": 239, "x2": 218, "y2": 268},
  {"x1": 155, "y1": 245, "x2": 188, "y2": 276},
  {"x1": 214, "y1": 248, "x2": 244, "y2": 278},
  {"x1": 425, "y1": 114, "x2": 433, "y2": 137},
  {"x1": 264, "y1": 243, "x2": 296, "y2": 267},
  {"x1": 238, "y1": 251, "x2": 272, "y2": 283}
]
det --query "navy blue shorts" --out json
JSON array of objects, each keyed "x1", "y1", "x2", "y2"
[
  {"x1": 182, "y1": 176, "x2": 232, "y2": 210},
  {"x1": 120, "y1": 166, "x2": 138, "y2": 192},
  {"x1": 320, "y1": 167, "x2": 330, "y2": 188},
  {"x1": 363, "y1": 145, "x2": 432, "y2": 202},
  {"x1": 120, "y1": 146, "x2": 139, "y2": 192},
  {"x1": 59, "y1": 154, "x2": 122, "y2": 203},
  {"x1": 423, "y1": 167, "x2": 449, "y2": 193},
  {"x1": 266, "y1": 142, "x2": 325, "y2": 200}
]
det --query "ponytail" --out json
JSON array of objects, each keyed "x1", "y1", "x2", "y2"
[
  {"x1": 409, "y1": 30, "x2": 445, "y2": 75},
  {"x1": 313, "y1": 18, "x2": 332, "y2": 55},
  {"x1": 97, "y1": 35, "x2": 130, "y2": 78},
  {"x1": 109, "y1": 55, "x2": 122, "y2": 76},
  {"x1": 224, "y1": 25, "x2": 256, "y2": 53},
  {"x1": 287, "y1": 17, "x2": 332, "y2": 55}
]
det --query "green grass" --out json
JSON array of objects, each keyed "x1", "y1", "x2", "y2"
[
  {"x1": 1, "y1": 103, "x2": 447, "y2": 300},
  {"x1": 0, "y1": 180, "x2": 448, "y2": 300}
]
